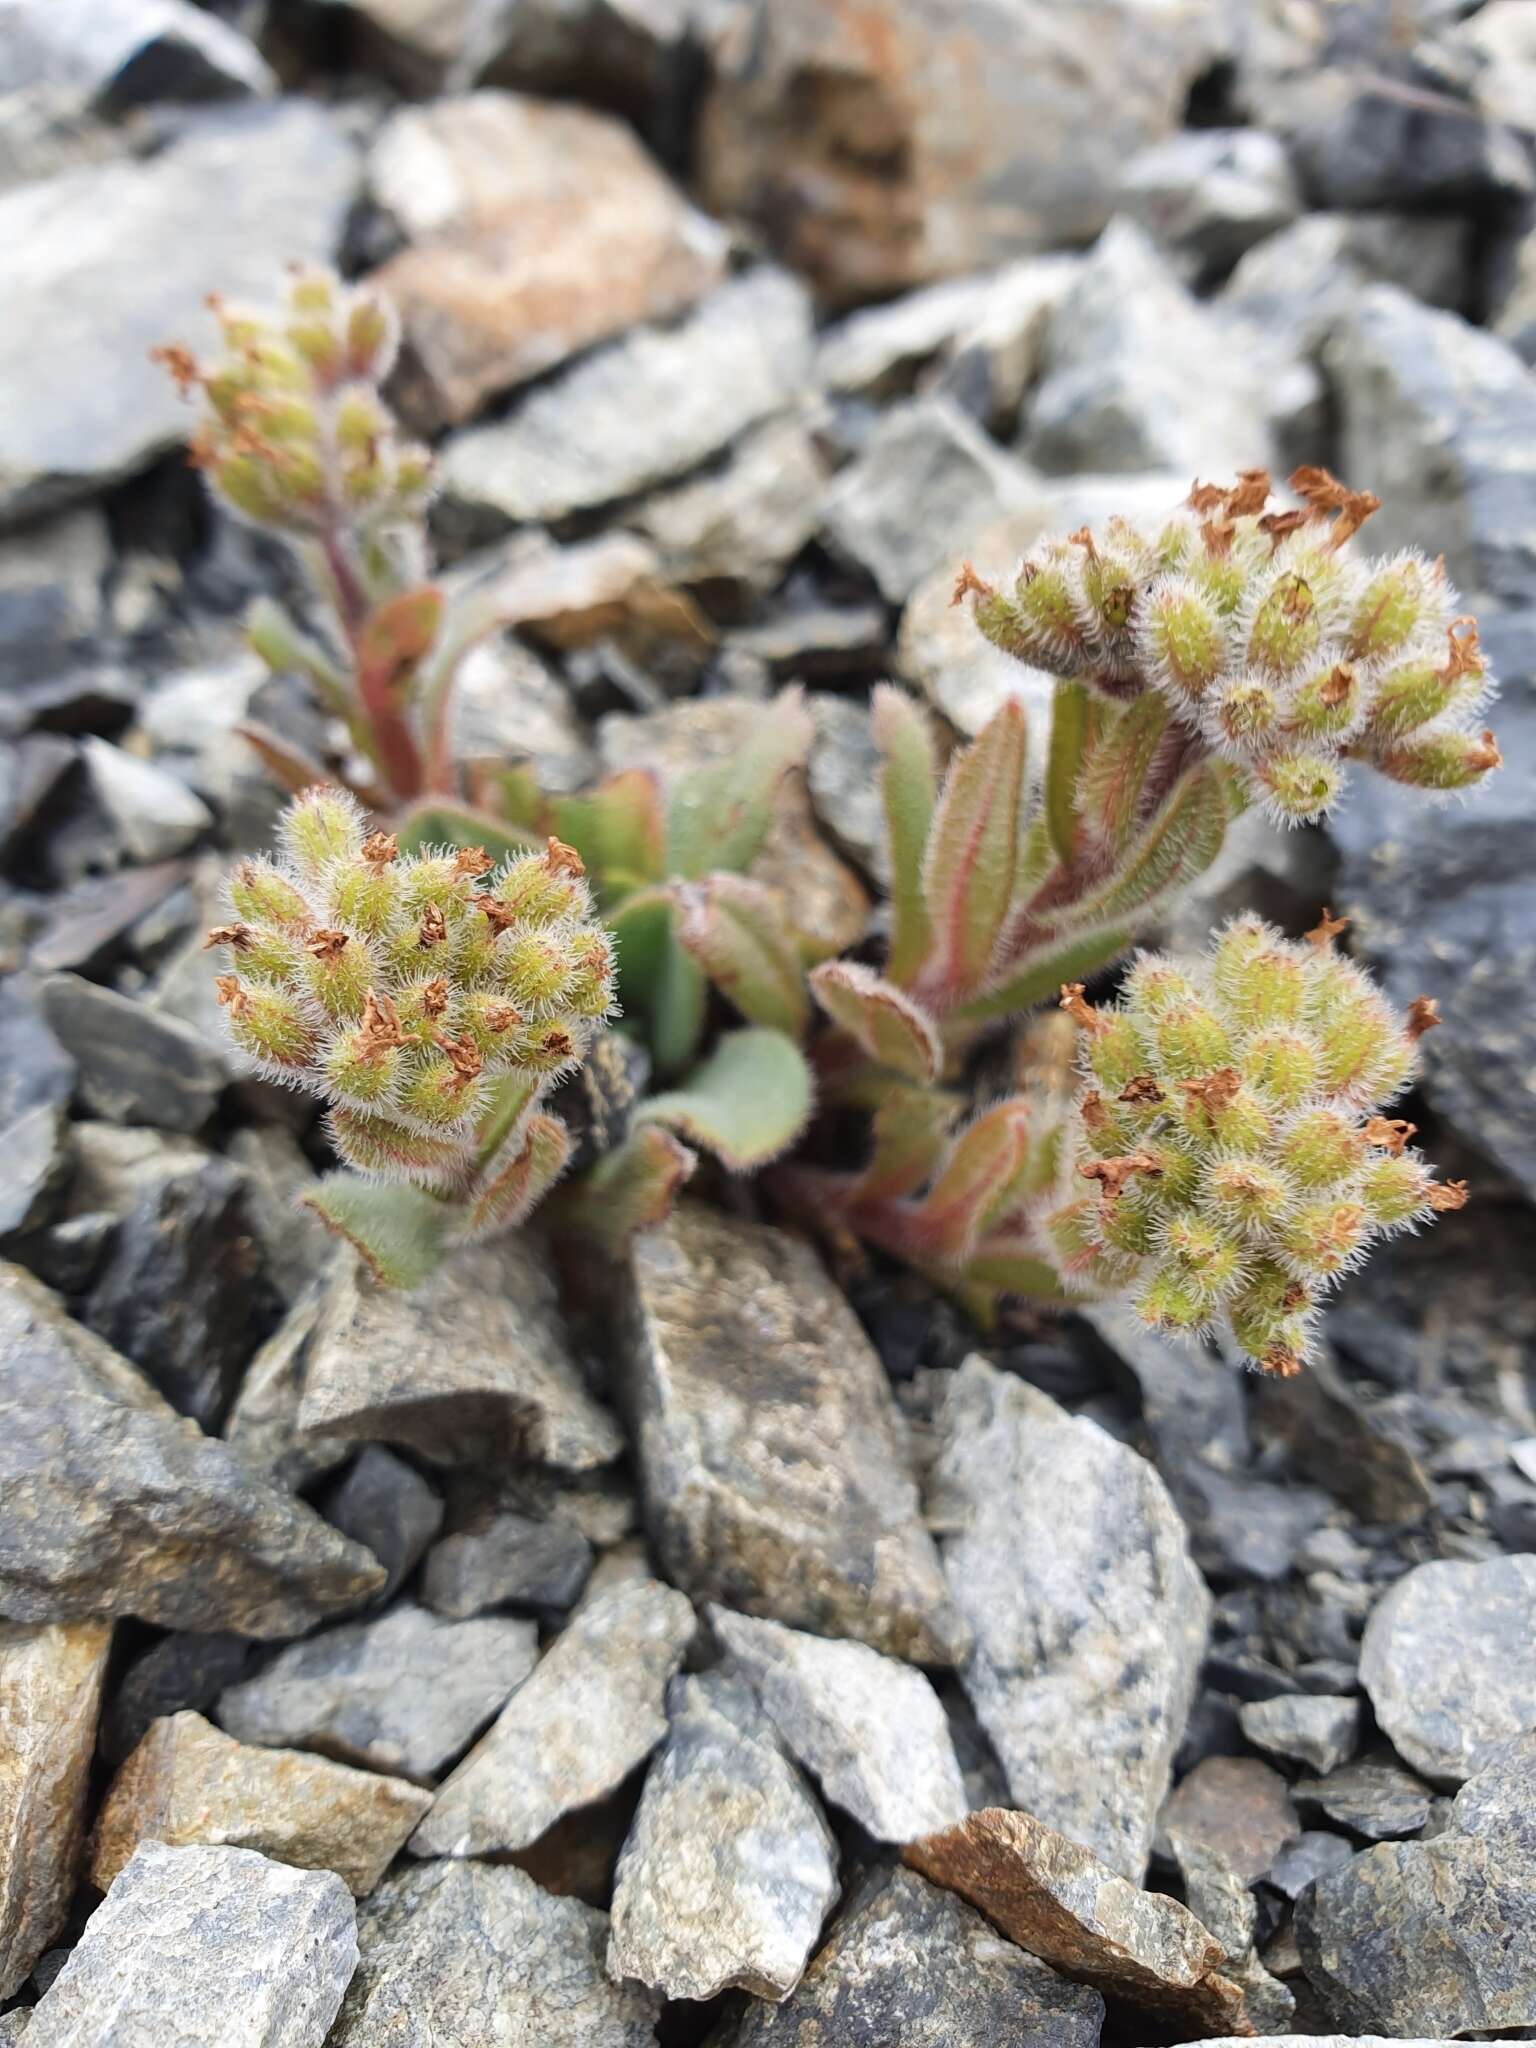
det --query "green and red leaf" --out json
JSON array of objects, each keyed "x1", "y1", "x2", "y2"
[{"x1": 808, "y1": 959, "x2": 941, "y2": 1083}]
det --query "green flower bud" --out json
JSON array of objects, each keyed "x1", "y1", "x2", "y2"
[
  {"x1": 1373, "y1": 727, "x2": 1502, "y2": 792},
  {"x1": 1359, "y1": 1152, "x2": 1434, "y2": 1228},
  {"x1": 1209, "y1": 676, "x2": 1280, "y2": 752},
  {"x1": 1256, "y1": 750, "x2": 1342, "y2": 822},
  {"x1": 1202, "y1": 1155, "x2": 1291, "y2": 1235},
  {"x1": 1278, "y1": 1106, "x2": 1363, "y2": 1189},
  {"x1": 1247, "y1": 572, "x2": 1321, "y2": 675},
  {"x1": 1137, "y1": 576, "x2": 1228, "y2": 702},
  {"x1": 1347, "y1": 553, "x2": 1441, "y2": 661},
  {"x1": 283, "y1": 787, "x2": 365, "y2": 880},
  {"x1": 1243, "y1": 1026, "x2": 1320, "y2": 1110},
  {"x1": 228, "y1": 857, "x2": 312, "y2": 930},
  {"x1": 1288, "y1": 661, "x2": 1363, "y2": 743}
]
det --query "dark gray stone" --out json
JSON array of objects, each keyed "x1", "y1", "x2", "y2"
[
  {"x1": 0, "y1": 1102, "x2": 70, "y2": 1241},
  {"x1": 1117, "y1": 127, "x2": 1301, "y2": 277},
  {"x1": 1359, "y1": 1554, "x2": 1536, "y2": 1785},
  {"x1": 0, "y1": 1260, "x2": 384, "y2": 1636},
  {"x1": 0, "y1": 0, "x2": 273, "y2": 112},
  {"x1": 21, "y1": 1840, "x2": 357, "y2": 2048},
  {"x1": 1160, "y1": 1756, "x2": 1300, "y2": 1886},
  {"x1": 1265, "y1": 1829, "x2": 1357, "y2": 1901},
  {"x1": 79, "y1": 737, "x2": 211, "y2": 864},
  {"x1": 318, "y1": 1449, "x2": 442, "y2": 1606},
  {"x1": 224, "y1": 1283, "x2": 352, "y2": 1494},
  {"x1": 225, "y1": 1125, "x2": 333, "y2": 1309},
  {"x1": 930, "y1": 1357, "x2": 1209, "y2": 1881},
  {"x1": 0, "y1": 99, "x2": 358, "y2": 526},
  {"x1": 218, "y1": 1602, "x2": 538, "y2": 1784},
  {"x1": 620, "y1": 1203, "x2": 964, "y2": 1667},
  {"x1": 1294, "y1": 1753, "x2": 1436, "y2": 1840},
  {"x1": 1240, "y1": 1695, "x2": 1362, "y2": 1778},
  {"x1": 40, "y1": 974, "x2": 223, "y2": 1133},
  {"x1": 0, "y1": 976, "x2": 73, "y2": 1126},
  {"x1": 422, "y1": 1504, "x2": 593, "y2": 1618},
  {"x1": 329, "y1": 1857, "x2": 659, "y2": 2046},
  {"x1": 709, "y1": 1862, "x2": 1105, "y2": 2048},
  {"x1": 606, "y1": 1667, "x2": 839, "y2": 2003}
]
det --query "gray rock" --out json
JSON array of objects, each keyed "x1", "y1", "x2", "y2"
[
  {"x1": 422, "y1": 1505, "x2": 593, "y2": 1618},
  {"x1": 620, "y1": 1203, "x2": 965, "y2": 1666},
  {"x1": 631, "y1": 413, "x2": 826, "y2": 598},
  {"x1": 906, "y1": 1806, "x2": 1251, "y2": 2037},
  {"x1": 329, "y1": 1857, "x2": 660, "y2": 2047},
  {"x1": 318, "y1": 1449, "x2": 442, "y2": 1606},
  {"x1": 448, "y1": 635, "x2": 595, "y2": 796},
  {"x1": 0, "y1": 1619, "x2": 111, "y2": 1998},
  {"x1": 0, "y1": 1260, "x2": 385, "y2": 1635},
  {"x1": 39, "y1": 974, "x2": 223, "y2": 1133},
  {"x1": 1359, "y1": 1554, "x2": 1536, "y2": 1785},
  {"x1": 0, "y1": 99, "x2": 357, "y2": 524},
  {"x1": 21, "y1": 1840, "x2": 357, "y2": 2048},
  {"x1": 1161, "y1": 1756, "x2": 1300, "y2": 1885},
  {"x1": 894, "y1": 513, "x2": 1056, "y2": 737},
  {"x1": 929, "y1": 1356, "x2": 1210, "y2": 1881},
  {"x1": 1327, "y1": 283, "x2": 1536, "y2": 609},
  {"x1": 1117, "y1": 128, "x2": 1301, "y2": 278},
  {"x1": 296, "y1": 1239, "x2": 623, "y2": 1472},
  {"x1": 821, "y1": 396, "x2": 1050, "y2": 602},
  {"x1": 606, "y1": 1667, "x2": 838, "y2": 2002},
  {"x1": 73, "y1": 1125, "x2": 259, "y2": 1427},
  {"x1": 78, "y1": 737, "x2": 211, "y2": 863},
  {"x1": 1223, "y1": 212, "x2": 1472, "y2": 345},
  {"x1": 410, "y1": 1577, "x2": 694, "y2": 1857},
  {"x1": 92, "y1": 1710, "x2": 431, "y2": 1898},
  {"x1": 0, "y1": 975, "x2": 74, "y2": 1126},
  {"x1": 1265, "y1": 1829, "x2": 1356, "y2": 1899},
  {"x1": 224, "y1": 1283, "x2": 353, "y2": 1494},
  {"x1": 218, "y1": 1603, "x2": 537, "y2": 1784},
  {"x1": 698, "y1": 0, "x2": 1225, "y2": 306},
  {"x1": 1297, "y1": 1733, "x2": 1536, "y2": 2036},
  {"x1": 1294, "y1": 1753, "x2": 1436, "y2": 1840},
  {"x1": 1251, "y1": 1343, "x2": 1434, "y2": 1523},
  {"x1": 0, "y1": 0, "x2": 273, "y2": 110},
  {"x1": 367, "y1": 89, "x2": 726, "y2": 430},
  {"x1": 1240, "y1": 1694, "x2": 1362, "y2": 1777},
  {"x1": 0, "y1": 1101, "x2": 69, "y2": 1241},
  {"x1": 223, "y1": 1127, "x2": 332, "y2": 1308},
  {"x1": 711, "y1": 1609, "x2": 969, "y2": 1844},
  {"x1": 1171, "y1": 1836, "x2": 1295, "y2": 2035},
  {"x1": 99, "y1": 1629, "x2": 253, "y2": 1771},
  {"x1": 806, "y1": 693, "x2": 888, "y2": 884},
  {"x1": 440, "y1": 268, "x2": 813, "y2": 530},
  {"x1": 711, "y1": 1861, "x2": 1104, "y2": 2047},
  {"x1": 1023, "y1": 219, "x2": 1275, "y2": 479}
]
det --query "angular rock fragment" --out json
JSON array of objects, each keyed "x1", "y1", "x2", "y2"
[
  {"x1": 218, "y1": 1603, "x2": 537, "y2": 1784},
  {"x1": 0, "y1": 1262, "x2": 384, "y2": 1635},
  {"x1": 930, "y1": 1357, "x2": 1209, "y2": 1879},
  {"x1": 92, "y1": 1711, "x2": 430, "y2": 1897},
  {"x1": 317, "y1": 1448, "x2": 443, "y2": 1606},
  {"x1": 1160, "y1": 1757, "x2": 1300, "y2": 1884},
  {"x1": 620, "y1": 1204, "x2": 964, "y2": 1665},
  {"x1": 606, "y1": 1667, "x2": 838, "y2": 2002},
  {"x1": 410, "y1": 1578, "x2": 694, "y2": 1857},
  {"x1": 906, "y1": 1807, "x2": 1251, "y2": 2039},
  {"x1": 422, "y1": 1504, "x2": 593, "y2": 1618},
  {"x1": 223, "y1": 1284, "x2": 351, "y2": 1494},
  {"x1": 1293, "y1": 1752, "x2": 1435, "y2": 1841},
  {"x1": 99, "y1": 1629, "x2": 252, "y2": 1772},
  {"x1": 296, "y1": 1240, "x2": 622, "y2": 1472},
  {"x1": 711, "y1": 1609, "x2": 968, "y2": 1843},
  {"x1": 0, "y1": 1619, "x2": 111, "y2": 1999},
  {"x1": 1240, "y1": 1694, "x2": 1361, "y2": 1778},
  {"x1": 714, "y1": 1862, "x2": 1104, "y2": 2047},
  {"x1": 21, "y1": 1840, "x2": 357, "y2": 2048},
  {"x1": 329, "y1": 1858, "x2": 660, "y2": 2047},
  {"x1": 1359, "y1": 1555, "x2": 1536, "y2": 1785},
  {"x1": 40, "y1": 974, "x2": 222, "y2": 1133}
]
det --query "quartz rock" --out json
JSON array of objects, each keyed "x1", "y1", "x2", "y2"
[
  {"x1": 410, "y1": 1578, "x2": 694, "y2": 1857},
  {"x1": 619, "y1": 1203, "x2": 964, "y2": 1665},
  {"x1": 92, "y1": 1710, "x2": 430, "y2": 1897},
  {"x1": 606, "y1": 1667, "x2": 838, "y2": 2003},
  {"x1": 711, "y1": 1609, "x2": 969, "y2": 1844},
  {"x1": 930, "y1": 1356, "x2": 1209, "y2": 1880}
]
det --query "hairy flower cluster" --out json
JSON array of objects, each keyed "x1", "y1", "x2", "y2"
[
  {"x1": 1042, "y1": 918, "x2": 1467, "y2": 1375},
  {"x1": 962, "y1": 467, "x2": 1500, "y2": 823},
  {"x1": 156, "y1": 268, "x2": 430, "y2": 538},
  {"x1": 208, "y1": 788, "x2": 614, "y2": 1190}
]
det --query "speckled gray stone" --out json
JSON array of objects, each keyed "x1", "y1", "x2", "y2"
[
  {"x1": 929, "y1": 1356, "x2": 1210, "y2": 1881},
  {"x1": 330, "y1": 1858, "x2": 659, "y2": 2046},
  {"x1": 711, "y1": 1610, "x2": 969, "y2": 1844},
  {"x1": 1359, "y1": 1556, "x2": 1536, "y2": 1786},
  {"x1": 410, "y1": 1578, "x2": 694, "y2": 1857},
  {"x1": 21, "y1": 1841, "x2": 357, "y2": 2048},
  {"x1": 606, "y1": 1667, "x2": 838, "y2": 2003},
  {"x1": 1240, "y1": 1694, "x2": 1360, "y2": 1777},
  {"x1": 218, "y1": 1603, "x2": 538, "y2": 1783}
]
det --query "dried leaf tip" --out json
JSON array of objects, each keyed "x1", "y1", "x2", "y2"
[
  {"x1": 1080, "y1": 1150, "x2": 1163, "y2": 1201},
  {"x1": 452, "y1": 845, "x2": 494, "y2": 878},
  {"x1": 204, "y1": 923, "x2": 251, "y2": 951},
  {"x1": 1364, "y1": 1116, "x2": 1416, "y2": 1156},
  {"x1": 361, "y1": 831, "x2": 399, "y2": 865},
  {"x1": 359, "y1": 990, "x2": 406, "y2": 1061},
  {"x1": 1059, "y1": 982, "x2": 1101, "y2": 1032},
  {"x1": 951, "y1": 561, "x2": 993, "y2": 607},
  {"x1": 305, "y1": 927, "x2": 350, "y2": 961},
  {"x1": 1306, "y1": 908, "x2": 1349, "y2": 950},
  {"x1": 1428, "y1": 1179, "x2": 1470, "y2": 1212},
  {"x1": 213, "y1": 973, "x2": 247, "y2": 1013},
  {"x1": 1288, "y1": 465, "x2": 1380, "y2": 547},
  {"x1": 545, "y1": 836, "x2": 585, "y2": 879},
  {"x1": 1260, "y1": 1345, "x2": 1303, "y2": 1379},
  {"x1": 418, "y1": 903, "x2": 448, "y2": 949},
  {"x1": 1405, "y1": 995, "x2": 1441, "y2": 1041}
]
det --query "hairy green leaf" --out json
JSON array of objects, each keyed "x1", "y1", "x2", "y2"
[
  {"x1": 871, "y1": 684, "x2": 938, "y2": 985},
  {"x1": 1076, "y1": 689, "x2": 1171, "y2": 854},
  {"x1": 674, "y1": 876, "x2": 810, "y2": 1037},
  {"x1": 549, "y1": 769, "x2": 667, "y2": 897},
  {"x1": 639, "y1": 1027, "x2": 813, "y2": 1171},
  {"x1": 920, "y1": 699, "x2": 1028, "y2": 1001},
  {"x1": 809, "y1": 959, "x2": 941, "y2": 1083},
  {"x1": 1057, "y1": 765, "x2": 1229, "y2": 930},
  {"x1": 917, "y1": 1100, "x2": 1033, "y2": 1259},
  {"x1": 459, "y1": 1113, "x2": 572, "y2": 1239},
  {"x1": 301, "y1": 1173, "x2": 446, "y2": 1290},
  {"x1": 665, "y1": 687, "x2": 814, "y2": 881},
  {"x1": 1043, "y1": 680, "x2": 1095, "y2": 865},
  {"x1": 852, "y1": 1086, "x2": 958, "y2": 1203},
  {"x1": 554, "y1": 1125, "x2": 697, "y2": 1254},
  {"x1": 236, "y1": 722, "x2": 338, "y2": 802},
  {"x1": 950, "y1": 926, "x2": 1133, "y2": 1026},
  {"x1": 650, "y1": 923, "x2": 708, "y2": 1076}
]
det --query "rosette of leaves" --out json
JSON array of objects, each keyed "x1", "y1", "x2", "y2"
[{"x1": 206, "y1": 787, "x2": 615, "y2": 1285}]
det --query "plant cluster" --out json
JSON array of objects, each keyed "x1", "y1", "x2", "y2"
[{"x1": 173, "y1": 269, "x2": 1496, "y2": 1371}]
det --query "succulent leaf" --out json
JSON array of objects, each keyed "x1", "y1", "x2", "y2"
[
  {"x1": 809, "y1": 960, "x2": 942, "y2": 1083},
  {"x1": 871, "y1": 684, "x2": 939, "y2": 985},
  {"x1": 301, "y1": 1173, "x2": 447, "y2": 1289},
  {"x1": 638, "y1": 1027, "x2": 813, "y2": 1171},
  {"x1": 920, "y1": 699, "x2": 1029, "y2": 999},
  {"x1": 674, "y1": 875, "x2": 811, "y2": 1038}
]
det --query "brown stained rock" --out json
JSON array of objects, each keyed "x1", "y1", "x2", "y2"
[
  {"x1": 0, "y1": 1620, "x2": 112, "y2": 1998},
  {"x1": 905, "y1": 1807, "x2": 1254, "y2": 2040},
  {"x1": 1160, "y1": 1757, "x2": 1300, "y2": 1885},
  {"x1": 597, "y1": 697, "x2": 869, "y2": 955},
  {"x1": 92, "y1": 1711, "x2": 431, "y2": 1898},
  {"x1": 369, "y1": 91, "x2": 727, "y2": 429},
  {"x1": 619, "y1": 1204, "x2": 964, "y2": 1665},
  {"x1": 489, "y1": 530, "x2": 715, "y2": 682}
]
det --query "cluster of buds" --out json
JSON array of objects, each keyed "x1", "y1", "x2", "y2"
[
  {"x1": 208, "y1": 788, "x2": 615, "y2": 1233},
  {"x1": 1042, "y1": 917, "x2": 1467, "y2": 1375},
  {"x1": 155, "y1": 268, "x2": 430, "y2": 538},
  {"x1": 961, "y1": 467, "x2": 1501, "y2": 822}
]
